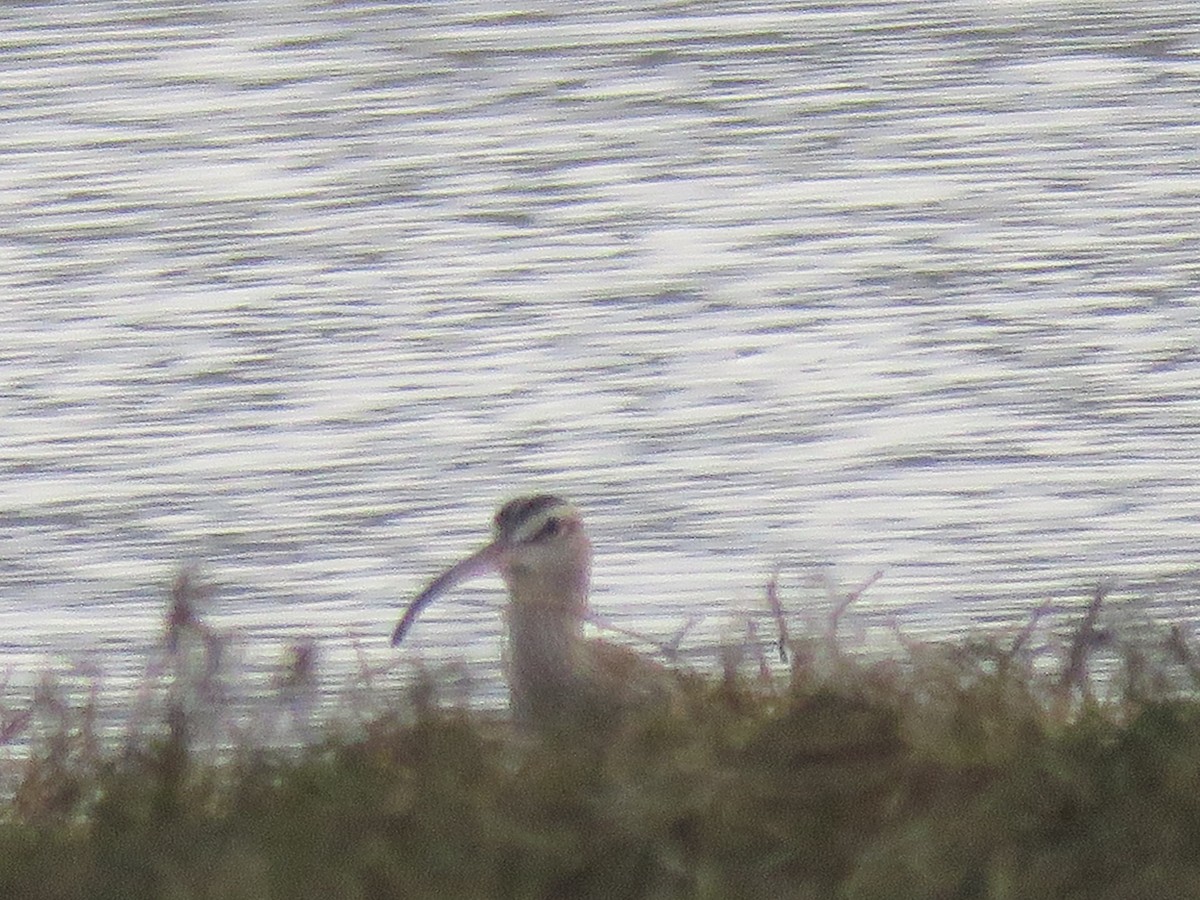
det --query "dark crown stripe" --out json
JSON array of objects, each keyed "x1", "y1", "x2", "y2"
[{"x1": 493, "y1": 495, "x2": 569, "y2": 541}]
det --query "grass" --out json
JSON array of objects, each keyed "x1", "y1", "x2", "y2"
[{"x1": 0, "y1": 573, "x2": 1199, "y2": 899}]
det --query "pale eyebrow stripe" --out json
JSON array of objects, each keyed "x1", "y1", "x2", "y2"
[{"x1": 509, "y1": 503, "x2": 579, "y2": 545}]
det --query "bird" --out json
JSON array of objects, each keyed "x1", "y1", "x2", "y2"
[{"x1": 391, "y1": 495, "x2": 667, "y2": 728}]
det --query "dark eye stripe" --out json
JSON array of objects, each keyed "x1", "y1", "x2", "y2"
[
  {"x1": 511, "y1": 515, "x2": 561, "y2": 546},
  {"x1": 533, "y1": 517, "x2": 560, "y2": 541},
  {"x1": 494, "y1": 494, "x2": 567, "y2": 541}
]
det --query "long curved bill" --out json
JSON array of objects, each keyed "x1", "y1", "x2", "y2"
[{"x1": 390, "y1": 540, "x2": 505, "y2": 646}]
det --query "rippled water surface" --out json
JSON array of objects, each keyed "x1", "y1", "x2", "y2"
[{"x1": 3, "y1": 1, "x2": 1200, "y2": 714}]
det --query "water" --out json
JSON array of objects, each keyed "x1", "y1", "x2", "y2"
[{"x1": 2, "y1": 1, "x2": 1199, "y2": 719}]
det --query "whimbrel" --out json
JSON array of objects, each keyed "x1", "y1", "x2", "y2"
[{"x1": 392, "y1": 495, "x2": 664, "y2": 726}]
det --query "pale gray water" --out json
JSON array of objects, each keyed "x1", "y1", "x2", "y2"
[{"x1": 2, "y1": 1, "x2": 1200, "y2": 719}]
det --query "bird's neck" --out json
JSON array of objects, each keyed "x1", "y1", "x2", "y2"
[{"x1": 505, "y1": 591, "x2": 587, "y2": 723}]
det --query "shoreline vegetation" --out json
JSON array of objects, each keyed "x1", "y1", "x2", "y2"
[{"x1": 3, "y1": 570, "x2": 1200, "y2": 899}]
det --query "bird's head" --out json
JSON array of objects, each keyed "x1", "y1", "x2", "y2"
[{"x1": 391, "y1": 494, "x2": 591, "y2": 646}]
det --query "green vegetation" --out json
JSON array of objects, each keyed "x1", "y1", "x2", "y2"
[{"x1": 2, "y1": 574, "x2": 1200, "y2": 899}]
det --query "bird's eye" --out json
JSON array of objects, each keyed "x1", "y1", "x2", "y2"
[
  {"x1": 517, "y1": 513, "x2": 570, "y2": 545},
  {"x1": 524, "y1": 516, "x2": 561, "y2": 543}
]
